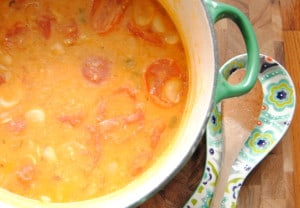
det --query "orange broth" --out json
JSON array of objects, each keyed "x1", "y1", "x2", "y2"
[{"x1": 0, "y1": 0, "x2": 188, "y2": 202}]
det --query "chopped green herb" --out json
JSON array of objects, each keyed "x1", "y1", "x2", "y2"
[
  {"x1": 8, "y1": 0, "x2": 15, "y2": 7},
  {"x1": 169, "y1": 116, "x2": 178, "y2": 128}
]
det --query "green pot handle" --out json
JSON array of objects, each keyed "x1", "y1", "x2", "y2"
[{"x1": 204, "y1": 0, "x2": 260, "y2": 103}]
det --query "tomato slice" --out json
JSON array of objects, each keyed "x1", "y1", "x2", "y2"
[
  {"x1": 81, "y1": 56, "x2": 111, "y2": 84},
  {"x1": 144, "y1": 59, "x2": 187, "y2": 107},
  {"x1": 90, "y1": 0, "x2": 130, "y2": 34}
]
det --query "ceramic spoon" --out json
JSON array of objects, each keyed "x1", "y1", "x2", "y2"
[
  {"x1": 183, "y1": 55, "x2": 253, "y2": 208},
  {"x1": 219, "y1": 55, "x2": 296, "y2": 207},
  {"x1": 184, "y1": 54, "x2": 296, "y2": 208},
  {"x1": 210, "y1": 67, "x2": 262, "y2": 208},
  {"x1": 183, "y1": 99, "x2": 223, "y2": 208},
  {"x1": 184, "y1": 54, "x2": 252, "y2": 208}
]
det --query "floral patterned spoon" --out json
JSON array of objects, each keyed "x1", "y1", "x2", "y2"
[{"x1": 184, "y1": 54, "x2": 296, "y2": 208}]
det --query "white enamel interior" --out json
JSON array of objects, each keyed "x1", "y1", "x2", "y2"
[{"x1": 0, "y1": 0, "x2": 217, "y2": 207}]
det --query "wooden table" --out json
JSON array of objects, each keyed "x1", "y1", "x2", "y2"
[{"x1": 139, "y1": 0, "x2": 300, "y2": 207}]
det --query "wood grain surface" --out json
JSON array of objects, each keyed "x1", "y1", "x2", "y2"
[
  {"x1": 281, "y1": 0, "x2": 300, "y2": 206},
  {"x1": 138, "y1": 0, "x2": 299, "y2": 207},
  {"x1": 283, "y1": 30, "x2": 300, "y2": 208}
]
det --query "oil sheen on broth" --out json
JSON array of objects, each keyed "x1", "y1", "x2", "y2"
[{"x1": 0, "y1": 0, "x2": 188, "y2": 202}]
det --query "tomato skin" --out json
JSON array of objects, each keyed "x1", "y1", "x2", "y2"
[
  {"x1": 123, "y1": 109, "x2": 144, "y2": 124},
  {"x1": 144, "y1": 59, "x2": 187, "y2": 107},
  {"x1": 114, "y1": 86, "x2": 138, "y2": 100},
  {"x1": 6, "y1": 119, "x2": 26, "y2": 134},
  {"x1": 58, "y1": 114, "x2": 83, "y2": 127},
  {"x1": 58, "y1": 19, "x2": 79, "y2": 45},
  {"x1": 150, "y1": 122, "x2": 165, "y2": 148},
  {"x1": 3, "y1": 22, "x2": 28, "y2": 49},
  {"x1": 90, "y1": 0, "x2": 130, "y2": 34},
  {"x1": 86, "y1": 125, "x2": 102, "y2": 166},
  {"x1": 35, "y1": 15, "x2": 54, "y2": 39},
  {"x1": 127, "y1": 22, "x2": 163, "y2": 46},
  {"x1": 130, "y1": 151, "x2": 153, "y2": 177},
  {"x1": 5, "y1": 22, "x2": 27, "y2": 38},
  {"x1": 0, "y1": 75, "x2": 6, "y2": 85},
  {"x1": 16, "y1": 164, "x2": 35, "y2": 184},
  {"x1": 81, "y1": 56, "x2": 111, "y2": 84}
]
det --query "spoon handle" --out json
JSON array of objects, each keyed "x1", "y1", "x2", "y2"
[
  {"x1": 184, "y1": 104, "x2": 223, "y2": 208},
  {"x1": 220, "y1": 55, "x2": 296, "y2": 208}
]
